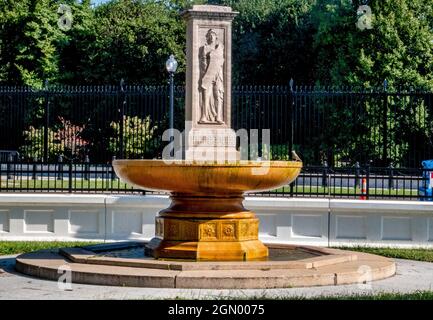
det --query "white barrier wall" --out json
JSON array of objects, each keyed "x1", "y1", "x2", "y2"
[
  {"x1": 248, "y1": 198, "x2": 330, "y2": 246},
  {"x1": 329, "y1": 200, "x2": 433, "y2": 247},
  {"x1": 0, "y1": 194, "x2": 433, "y2": 247}
]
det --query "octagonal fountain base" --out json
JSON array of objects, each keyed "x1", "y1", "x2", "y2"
[
  {"x1": 15, "y1": 242, "x2": 395, "y2": 289},
  {"x1": 147, "y1": 193, "x2": 269, "y2": 261}
]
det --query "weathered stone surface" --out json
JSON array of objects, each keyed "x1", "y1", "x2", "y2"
[
  {"x1": 182, "y1": 5, "x2": 239, "y2": 161},
  {"x1": 16, "y1": 245, "x2": 395, "y2": 289}
]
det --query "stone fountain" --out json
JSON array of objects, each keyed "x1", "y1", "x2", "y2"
[
  {"x1": 113, "y1": 5, "x2": 301, "y2": 261},
  {"x1": 15, "y1": 5, "x2": 395, "y2": 289}
]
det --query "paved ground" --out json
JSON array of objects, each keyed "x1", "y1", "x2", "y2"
[{"x1": 0, "y1": 254, "x2": 432, "y2": 300}]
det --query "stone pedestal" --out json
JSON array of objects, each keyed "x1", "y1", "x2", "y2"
[
  {"x1": 184, "y1": 127, "x2": 239, "y2": 162},
  {"x1": 146, "y1": 193, "x2": 268, "y2": 260},
  {"x1": 182, "y1": 5, "x2": 239, "y2": 162}
]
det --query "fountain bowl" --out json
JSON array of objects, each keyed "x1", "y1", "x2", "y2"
[
  {"x1": 112, "y1": 159, "x2": 302, "y2": 195},
  {"x1": 112, "y1": 159, "x2": 302, "y2": 261}
]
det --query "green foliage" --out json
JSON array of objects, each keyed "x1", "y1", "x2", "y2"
[
  {"x1": 310, "y1": 0, "x2": 433, "y2": 165},
  {"x1": 1, "y1": 0, "x2": 432, "y2": 87},
  {"x1": 57, "y1": 0, "x2": 96, "y2": 83},
  {"x1": 20, "y1": 126, "x2": 61, "y2": 160},
  {"x1": 313, "y1": 0, "x2": 433, "y2": 88},
  {"x1": 0, "y1": 0, "x2": 68, "y2": 86},
  {"x1": 64, "y1": 0, "x2": 187, "y2": 84},
  {"x1": 109, "y1": 115, "x2": 157, "y2": 158},
  {"x1": 20, "y1": 117, "x2": 88, "y2": 161},
  {"x1": 224, "y1": 0, "x2": 316, "y2": 84},
  {"x1": 0, "y1": 0, "x2": 190, "y2": 85}
]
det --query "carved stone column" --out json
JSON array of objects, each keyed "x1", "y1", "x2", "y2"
[{"x1": 181, "y1": 5, "x2": 239, "y2": 162}]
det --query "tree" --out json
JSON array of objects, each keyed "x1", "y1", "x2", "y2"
[
  {"x1": 223, "y1": 0, "x2": 316, "y2": 85},
  {"x1": 0, "y1": 0, "x2": 68, "y2": 87},
  {"x1": 311, "y1": 0, "x2": 433, "y2": 166},
  {"x1": 66, "y1": 0, "x2": 187, "y2": 84},
  {"x1": 109, "y1": 115, "x2": 157, "y2": 158},
  {"x1": 57, "y1": 0, "x2": 96, "y2": 84},
  {"x1": 312, "y1": 0, "x2": 433, "y2": 88}
]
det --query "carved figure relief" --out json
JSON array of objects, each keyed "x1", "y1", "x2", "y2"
[{"x1": 198, "y1": 28, "x2": 225, "y2": 124}]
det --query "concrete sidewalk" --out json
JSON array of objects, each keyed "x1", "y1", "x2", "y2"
[{"x1": 0, "y1": 254, "x2": 432, "y2": 300}]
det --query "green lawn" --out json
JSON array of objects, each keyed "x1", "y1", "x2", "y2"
[
  {"x1": 317, "y1": 291, "x2": 433, "y2": 300},
  {"x1": 273, "y1": 185, "x2": 419, "y2": 197},
  {"x1": 216, "y1": 291, "x2": 433, "y2": 300},
  {"x1": 335, "y1": 246, "x2": 433, "y2": 263},
  {"x1": 0, "y1": 241, "x2": 102, "y2": 256},
  {"x1": 0, "y1": 179, "x2": 134, "y2": 191},
  {"x1": 315, "y1": 291, "x2": 433, "y2": 300}
]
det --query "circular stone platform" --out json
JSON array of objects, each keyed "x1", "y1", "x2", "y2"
[{"x1": 15, "y1": 243, "x2": 395, "y2": 289}]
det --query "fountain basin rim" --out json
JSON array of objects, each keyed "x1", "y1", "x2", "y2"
[
  {"x1": 112, "y1": 159, "x2": 303, "y2": 194},
  {"x1": 112, "y1": 159, "x2": 302, "y2": 168}
]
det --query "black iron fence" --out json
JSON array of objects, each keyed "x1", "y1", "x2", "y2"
[
  {"x1": 0, "y1": 158, "x2": 142, "y2": 194},
  {"x1": 1, "y1": 82, "x2": 433, "y2": 199},
  {"x1": 0, "y1": 84, "x2": 181, "y2": 163},
  {"x1": 255, "y1": 164, "x2": 431, "y2": 200},
  {"x1": 1, "y1": 82, "x2": 433, "y2": 167},
  {"x1": 0, "y1": 159, "x2": 432, "y2": 201}
]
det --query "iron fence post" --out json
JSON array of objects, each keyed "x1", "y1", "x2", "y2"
[
  {"x1": 289, "y1": 80, "x2": 295, "y2": 200},
  {"x1": 111, "y1": 156, "x2": 117, "y2": 181},
  {"x1": 68, "y1": 159, "x2": 73, "y2": 193},
  {"x1": 119, "y1": 79, "x2": 126, "y2": 159},
  {"x1": 322, "y1": 160, "x2": 328, "y2": 188},
  {"x1": 7, "y1": 153, "x2": 12, "y2": 180},
  {"x1": 382, "y1": 79, "x2": 388, "y2": 166},
  {"x1": 57, "y1": 155, "x2": 63, "y2": 180},
  {"x1": 106, "y1": 161, "x2": 110, "y2": 192},
  {"x1": 32, "y1": 157, "x2": 37, "y2": 180},
  {"x1": 43, "y1": 80, "x2": 50, "y2": 163},
  {"x1": 13, "y1": 154, "x2": 17, "y2": 177},
  {"x1": 388, "y1": 163, "x2": 394, "y2": 190},
  {"x1": 288, "y1": 78, "x2": 294, "y2": 158},
  {"x1": 84, "y1": 155, "x2": 90, "y2": 181},
  {"x1": 355, "y1": 161, "x2": 360, "y2": 189}
]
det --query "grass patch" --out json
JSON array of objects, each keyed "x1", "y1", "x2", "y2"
[
  {"x1": 0, "y1": 241, "x2": 102, "y2": 256},
  {"x1": 335, "y1": 246, "x2": 433, "y2": 263},
  {"x1": 273, "y1": 185, "x2": 419, "y2": 197},
  {"x1": 315, "y1": 291, "x2": 433, "y2": 300},
  {"x1": 172, "y1": 290, "x2": 433, "y2": 300},
  {"x1": 0, "y1": 179, "x2": 133, "y2": 191}
]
